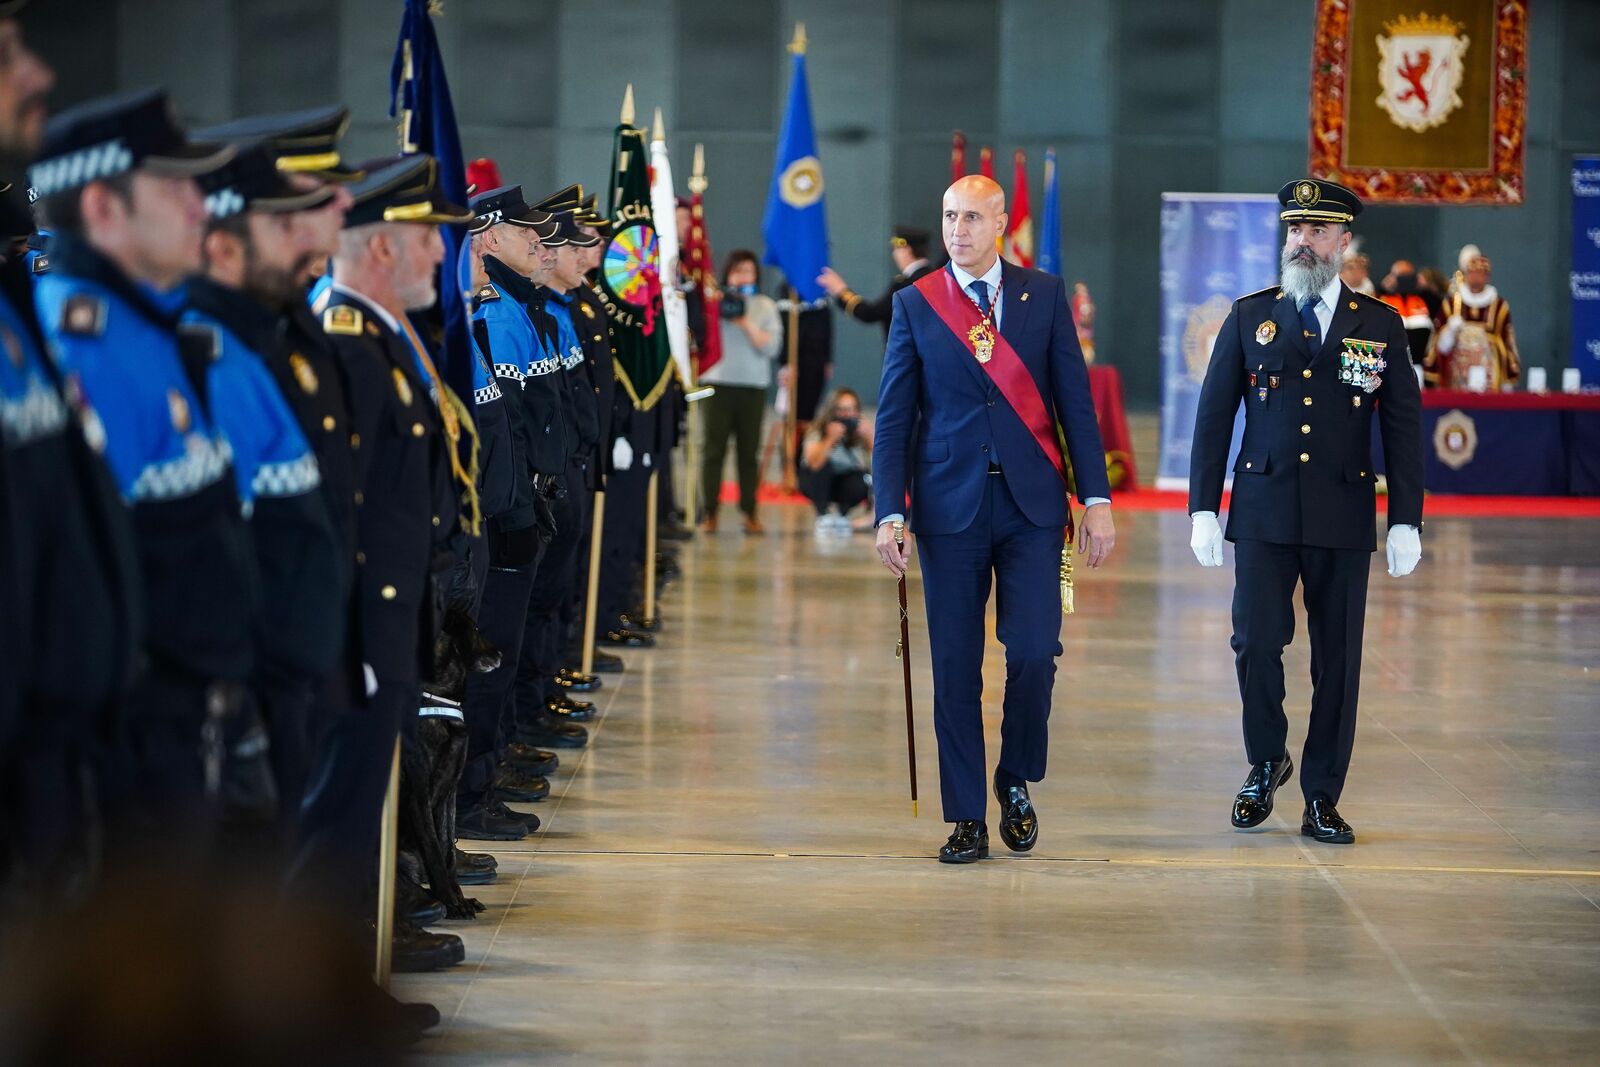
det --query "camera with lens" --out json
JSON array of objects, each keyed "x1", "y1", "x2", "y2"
[{"x1": 718, "y1": 293, "x2": 746, "y2": 321}]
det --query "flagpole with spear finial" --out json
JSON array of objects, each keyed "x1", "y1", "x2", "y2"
[{"x1": 780, "y1": 22, "x2": 807, "y2": 493}]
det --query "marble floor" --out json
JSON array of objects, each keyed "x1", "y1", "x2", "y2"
[{"x1": 399, "y1": 505, "x2": 1600, "y2": 1065}]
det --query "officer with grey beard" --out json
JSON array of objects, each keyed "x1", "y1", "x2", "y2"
[{"x1": 1187, "y1": 178, "x2": 1423, "y2": 846}]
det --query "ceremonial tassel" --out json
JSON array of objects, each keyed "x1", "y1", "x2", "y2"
[
  {"x1": 442, "y1": 384, "x2": 482, "y2": 537},
  {"x1": 1060, "y1": 509, "x2": 1075, "y2": 616}
]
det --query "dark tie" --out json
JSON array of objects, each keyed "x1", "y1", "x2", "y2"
[
  {"x1": 1298, "y1": 295, "x2": 1322, "y2": 350},
  {"x1": 970, "y1": 279, "x2": 991, "y2": 316}
]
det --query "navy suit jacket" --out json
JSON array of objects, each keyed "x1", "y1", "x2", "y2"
[{"x1": 873, "y1": 260, "x2": 1111, "y2": 535}]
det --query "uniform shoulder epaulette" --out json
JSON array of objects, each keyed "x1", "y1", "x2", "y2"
[
  {"x1": 1355, "y1": 290, "x2": 1398, "y2": 313},
  {"x1": 29, "y1": 254, "x2": 48, "y2": 275},
  {"x1": 58, "y1": 292, "x2": 106, "y2": 337},
  {"x1": 578, "y1": 301, "x2": 595, "y2": 319},
  {"x1": 1238, "y1": 285, "x2": 1282, "y2": 302},
  {"x1": 475, "y1": 283, "x2": 500, "y2": 304},
  {"x1": 322, "y1": 303, "x2": 363, "y2": 336}
]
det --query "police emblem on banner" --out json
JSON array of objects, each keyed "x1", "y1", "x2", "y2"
[
  {"x1": 778, "y1": 156, "x2": 824, "y2": 209},
  {"x1": 1433, "y1": 408, "x2": 1478, "y2": 470},
  {"x1": 289, "y1": 353, "x2": 318, "y2": 395},
  {"x1": 1375, "y1": 14, "x2": 1469, "y2": 133},
  {"x1": 1182, "y1": 294, "x2": 1233, "y2": 383}
]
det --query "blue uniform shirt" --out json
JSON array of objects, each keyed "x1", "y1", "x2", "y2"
[
  {"x1": 182, "y1": 308, "x2": 321, "y2": 510},
  {"x1": 543, "y1": 296, "x2": 585, "y2": 373}
]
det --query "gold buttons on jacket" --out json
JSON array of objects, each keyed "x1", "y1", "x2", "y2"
[
  {"x1": 354, "y1": 491, "x2": 364, "y2": 505},
  {"x1": 350, "y1": 433, "x2": 361, "y2": 449},
  {"x1": 1299, "y1": 452, "x2": 1310, "y2": 463},
  {"x1": 1302, "y1": 396, "x2": 1313, "y2": 406},
  {"x1": 432, "y1": 515, "x2": 440, "y2": 527},
  {"x1": 355, "y1": 551, "x2": 366, "y2": 565},
  {"x1": 412, "y1": 422, "x2": 425, "y2": 437},
  {"x1": 1301, "y1": 424, "x2": 1311, "y2": 434},
  {"x1": 323, "y1": 415, "x2": 336, "y2": 431},
  {"x1": 381, "y1": 585, "x2": 397, "y2": 600},
  {"x1": 1302, "y1": 369, "x2": 1312, "y2": 379},
  {"x1": 1244, "y1": 461, "x2": 1253, "y2": 469}
]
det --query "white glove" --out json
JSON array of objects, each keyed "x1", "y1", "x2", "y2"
[
  {"x1": 1190, "y1": 511, "x2": 1224, "y2": 567},
  {"x1": 1439, "y1": 315, "x2": 1463, "y2": 352},
  {"x1": 1386, "y1": 524, "x2": 1421, "y2": 577},
  {"x1": 612, "y1": 437, "x2": 633, "y2": 471}
]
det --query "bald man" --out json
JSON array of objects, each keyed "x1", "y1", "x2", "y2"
[{"x1": 873, "y1": 176, "x2": 1114, "y2": 863}]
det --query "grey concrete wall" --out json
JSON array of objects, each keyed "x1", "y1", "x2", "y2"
[{"x1": 29, "y1": 0, "x2": 1598, "y2": 407}]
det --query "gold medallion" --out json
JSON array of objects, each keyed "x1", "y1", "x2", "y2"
[
  {"x1": 968, "y1": 322, "x2": 995, "y2": 364},
  {"x1": 1255, "y1": 321, "x2": 1277, "y2": 345},
  {"x1": 168, "y1": 388, "x2": 191, "y2": 433},
  {"x1": 289, "y1": 352, "x2": 318, "y2": 395},
  {"x1": 393, "y1": 367, "x2": 413, "y2": 407}
]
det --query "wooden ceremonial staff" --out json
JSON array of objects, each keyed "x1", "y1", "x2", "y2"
[
  {"x1": 374, "y1": 736, "x2": 401, "y2": 986},
  {"x1": 580, "y1": 490, "x2": 606, "y2": 676},
  {"x1": 782, "y1": 287, "x2": 801, "y2": 492},
  {"x1": 893, "y1": 520, "x2": 918, "y2": 817},
  {"x1": 642, "y1": 468, "x2": 659, "y2": 626}
]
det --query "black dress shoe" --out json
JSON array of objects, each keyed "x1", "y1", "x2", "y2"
[
  {"x1": 494, "y1": 765, "x2": 550, "y2": 802},
  {"x1": 556, "y1": 668, "x2": 602, "y2": 692},
  {"x1": 503, "y1": 741, "x2": 559, "y2": 775},
  {"x1": 588, "y1": 648, "x2": 624, "y2": 673},
  {"x1": 1231, "y1": 754, "x2": 1294, "y2": 829},
  {"x1": 457, "y1": 802, "x2": 529, "y2": 841},
  {"x1": 938, "y1": 820, "x2": 990, "y2": 864},
  {"x1": 370, "y1": 988, "x2": 441, "y2": 1043},
  {"x1": 618, "y1": 610, "x2": 660, "y2": 633},
  {"x1": 993, "y1": 772, "x2": 1039, "y2": 852},
  {"x1": 658, "y1": 520, "x2": 694, "y2": 541},
  {"x1": 406, "y1": 898, "x2": 446, "y2": 927},
  {"x1": 547, "y1": 697, "x2": 595, "y2": 723},
  {"x1": 456, "y1": 847, "x2": 497, "y2": 870},
  {"x1": 454, "y1": 849, "x2": 497, "y2": 885},
  {"x1": 1302, "y1": 798, "x2": 1355, "y2": 844},
  {"x1": 601, "y1": 627, "x2": 655, "y2": 648},
  {"x1": 516, "y1": 712, "x2": 588, "y2": 748},
  {"x1": 391, "y1": 920, "x2": 465, "y2": 972},
  {"x1": 489, "y1": 798, "x2": 540, "y2": 832}
]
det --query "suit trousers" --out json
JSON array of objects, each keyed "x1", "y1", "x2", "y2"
[
  {"x1": 916, "y1": 474, "x2": 1064, "y2": 822},
  {"x1": 1231, "y1": 539, "x2": 1370, "y2": 804}
]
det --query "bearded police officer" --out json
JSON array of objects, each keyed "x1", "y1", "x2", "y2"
[{"x1": 1188, "y1": 179, "x2": 1424, "y2": 845}]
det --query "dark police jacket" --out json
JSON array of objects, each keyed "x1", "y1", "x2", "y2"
[
  {"x1": 835, "y1": 259, "x2": 942, "y2": 337},
  {"x1": 481, "y1": 256, "x2": 572, "y2": 479},
  {"x1": 1189, "y1": 283, "x2": 1424, "y2": 551},
  {"x1": 37, "y1": 236, "x2": 255, "y2": 687},
  {"x1": 577, "y1": 276, "x2": 619, "y2": 484},
  {"x1": 316, "y1": 286, "x2": 452, "y2": 687}
]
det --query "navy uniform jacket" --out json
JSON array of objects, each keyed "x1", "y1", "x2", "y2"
[
  {"x1": 572, "y1": 282, "x2": 616, "y2": 488},
  {"x1": 836, "y1": 259, "x2": 942, "y2": 337},
  {"x1": 315, "y1": 287, "x2": 449, "y2": 687},
  {"x1": 183, "y1": 279, "x2": 344, "y2": 681},
  {"x1": 37, "y1": 236, "x2": 255, "y2": 685},
  {"x1": 481, "y1": 256, "x2": 570, "y2": 479},
  {"x1": 0, "y1": 236, "x2": 140, "y2": 739},
  {"x1": 1189, "y1": 283, "x2": 1424, "y2": 551},
  {"x1": 873, "y1": 260, "x2": 1111, "y2": 535},
  {"x1": 544, "y1": 287, "x2": 600, "y2": 462}
]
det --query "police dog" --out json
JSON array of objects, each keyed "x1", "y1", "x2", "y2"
[{"x1": 399, "y1": 607, "x2": 500, "y2": 920}]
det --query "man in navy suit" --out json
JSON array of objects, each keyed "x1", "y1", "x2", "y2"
[{"x1": 872, "y1": 175, "x2": 1115, "y2": 863}]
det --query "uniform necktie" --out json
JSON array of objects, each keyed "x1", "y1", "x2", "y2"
[
  {"x1": 1298, "y1": 294, "x2": 1322, "y2": 350},
  {"x1": 970, "y1": 279, "x2": 991, "y2": 316}
]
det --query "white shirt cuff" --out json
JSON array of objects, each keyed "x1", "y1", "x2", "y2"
[
  {"x1": 878, "y1": 514, "x2": 905, "y2": 526},
  {"x1": 1083, "y1": 497, "x2": 1110, "y2": 508}
]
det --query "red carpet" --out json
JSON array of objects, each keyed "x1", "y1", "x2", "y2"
[{"x1": 725, "y1": 483, "x2": 1600, "y2": 518}]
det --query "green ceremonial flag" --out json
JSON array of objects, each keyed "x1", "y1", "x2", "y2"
[{"x1": 595, "y1": 120, "x2": 672, "y2": 410}]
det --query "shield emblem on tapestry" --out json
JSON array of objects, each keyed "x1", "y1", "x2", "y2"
[{"x1": 1375, "y1": 14, "x2": 1470, "y2": 133}]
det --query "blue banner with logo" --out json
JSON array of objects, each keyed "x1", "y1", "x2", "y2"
[
  {"x1": 763, "y1": 46, "x2": 828, "y2": 302},
  {"x1": 1571, "y1": 156, "x2": 1600, "y2": 389},
  {"x1": 1156, "y1": 193, "x2": 1280, "y2": 489}
]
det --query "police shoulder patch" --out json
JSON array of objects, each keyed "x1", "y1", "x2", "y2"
[
  {"x1": 322, "y1": 304, "x2": 363, "y2": 336},
  {"x1": 59, "y1": 293, "x2": 106, "y2": 337},
  {"x1": 475, "y1": 283, "x2": 500, "y2": 304},
  {"x1": 29, "y1": 254, "x2": 48, "y2": 275}
]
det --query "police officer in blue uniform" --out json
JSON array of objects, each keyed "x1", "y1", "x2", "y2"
[
  {"x1": 454, "y1": 184, "x2": 565, "y2": 841},
  {"x1": 1189, "y1": 179, "x2": 1424, "y2": 845},
  {"x1": 295, "y1": 153, "x2": 472, "y2": 971},
  {"x1": 184, "y1": 141, "x2": 345, "y2": 824},
  {"x1": 0, "y1": 5, "x2": 141, "y2": 881},
  {"x1": 31, "y1": 89, "x2": 257, "y2": 836}
]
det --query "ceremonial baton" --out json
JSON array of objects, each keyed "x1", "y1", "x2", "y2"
[{"x1": 893, "y1": 520, "x2": 918, "y2": 817}]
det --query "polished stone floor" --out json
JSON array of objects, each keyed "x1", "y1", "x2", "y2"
[{"x1": 400, "y1": 504, "x2": 1600, "y2": 1065}]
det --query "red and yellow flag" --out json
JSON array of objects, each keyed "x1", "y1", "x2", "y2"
[
  {"x1": 683, "y1": 144, "x2": 723, "y2": 376},
  {"x1": 1005, "y1": 149, "x2": 1034, "y2": 267},
  {"x1": 951, "y1": 130, "x2": 966, "y2": 183}
]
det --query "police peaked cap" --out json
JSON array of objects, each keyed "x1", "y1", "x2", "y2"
[
  {"x1": 342, "y1": 154, "x2": 472, "y2": 228},
  {"x1": 467, "y1": 184, "x2": 558, "y2": 239},
  {"x1": 1278, "y1": 178, "x2": 1363, "y2": 225},
  {"x1": 194, "y1": 105, "x2": 364, "y2": 182},
  {"x1": 30, "y1": 88, "x2": 235, "y2": 201},
  {"x1": 198, "y1": 140, "x2": 336, "y2": 221}
]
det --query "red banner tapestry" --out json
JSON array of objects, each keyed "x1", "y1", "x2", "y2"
[{"x1": 1309, "y1": 0, "x2": 1527, "y2": 205}]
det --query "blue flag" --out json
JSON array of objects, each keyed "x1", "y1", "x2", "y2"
[
  {"x1": 390, "y1": 0, "x2": 471, "y2": 405},
  {"x1": 762, "y1": 46, "x2": 828, "y2": 302},
  {"x1": 1037, "y1": 148, "x2": 1061, "y2": 277}
]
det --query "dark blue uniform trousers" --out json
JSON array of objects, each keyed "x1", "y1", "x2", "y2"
[
  {"x1": 1231, "y1": 539, "x2": 1370, "y2": 805},
  {"x1": 916, "y1": 474, "x2": 1064, "y2": 822},
  {"x1": 458, "y1": 561, "x2": 535, "y2": 811}
]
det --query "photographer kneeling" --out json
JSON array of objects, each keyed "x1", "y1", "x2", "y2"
[{"x1": 799, "y1": 387, "x2": 873, "y2": 534}]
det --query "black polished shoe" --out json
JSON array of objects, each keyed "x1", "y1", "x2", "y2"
[
  {"x1": 454, "y1": 849, "x2": 497, "y2": 886},
  {"x1": 658, "y1": 520, "x2": 694, "y2": 542},
  {"x1": 556, "y1": 668, "x2": 602, "y2": 692},
  {"x1": 588, "y1": 648, "x2": 624, "y2": 673},
  {"x1": 457, "y1": 802, "x2": 529, "y2": 841},
  {"x1": 601, "y1": 627, "x2": 655, "y2": 648},
  {"x1": 503, "y1": 741, "x2": 559, "y2": 775},
  {"x1": 937, "y1": 820, "x2": 990, "y2": 864},
  {"x1": 547, "y1": 696, "x2": 596, "y2": 723},
  {"x1": 494, "y1": 765, "x2": 550, "y2": 802},
  {"x1": 618, "y1": 610, "x2": 660, "y2": 633},
  {"x1": 391, "y1": 920, "x2": 465, "y2": 972},
  {"x1": 516, "y1": 712, "x2": 588, "y2": 748},
  {"x1": 456, "y1": 847, "x2": 497, "y2": 871},
  {"x1": 1301, "y1": 798, "x2": 1355, "y2": 844},
  {"x1": 489, "y1": 798, "x2": 540, "y2": 833},
  {"x1": 993, "y1": 772, "x2": 1039, "y2": 852},
  {"x1": 1231, "y1": 754, "x2": 1294, "y2": 829}
]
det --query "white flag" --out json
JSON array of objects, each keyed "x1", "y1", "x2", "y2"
[{"x1": 650, "y1": 110, "x2": 691, "y2": 385}]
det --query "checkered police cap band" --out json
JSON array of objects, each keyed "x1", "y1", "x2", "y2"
[{"x1": 29, "y1": 140, "x2": 136, "y2": 199}]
